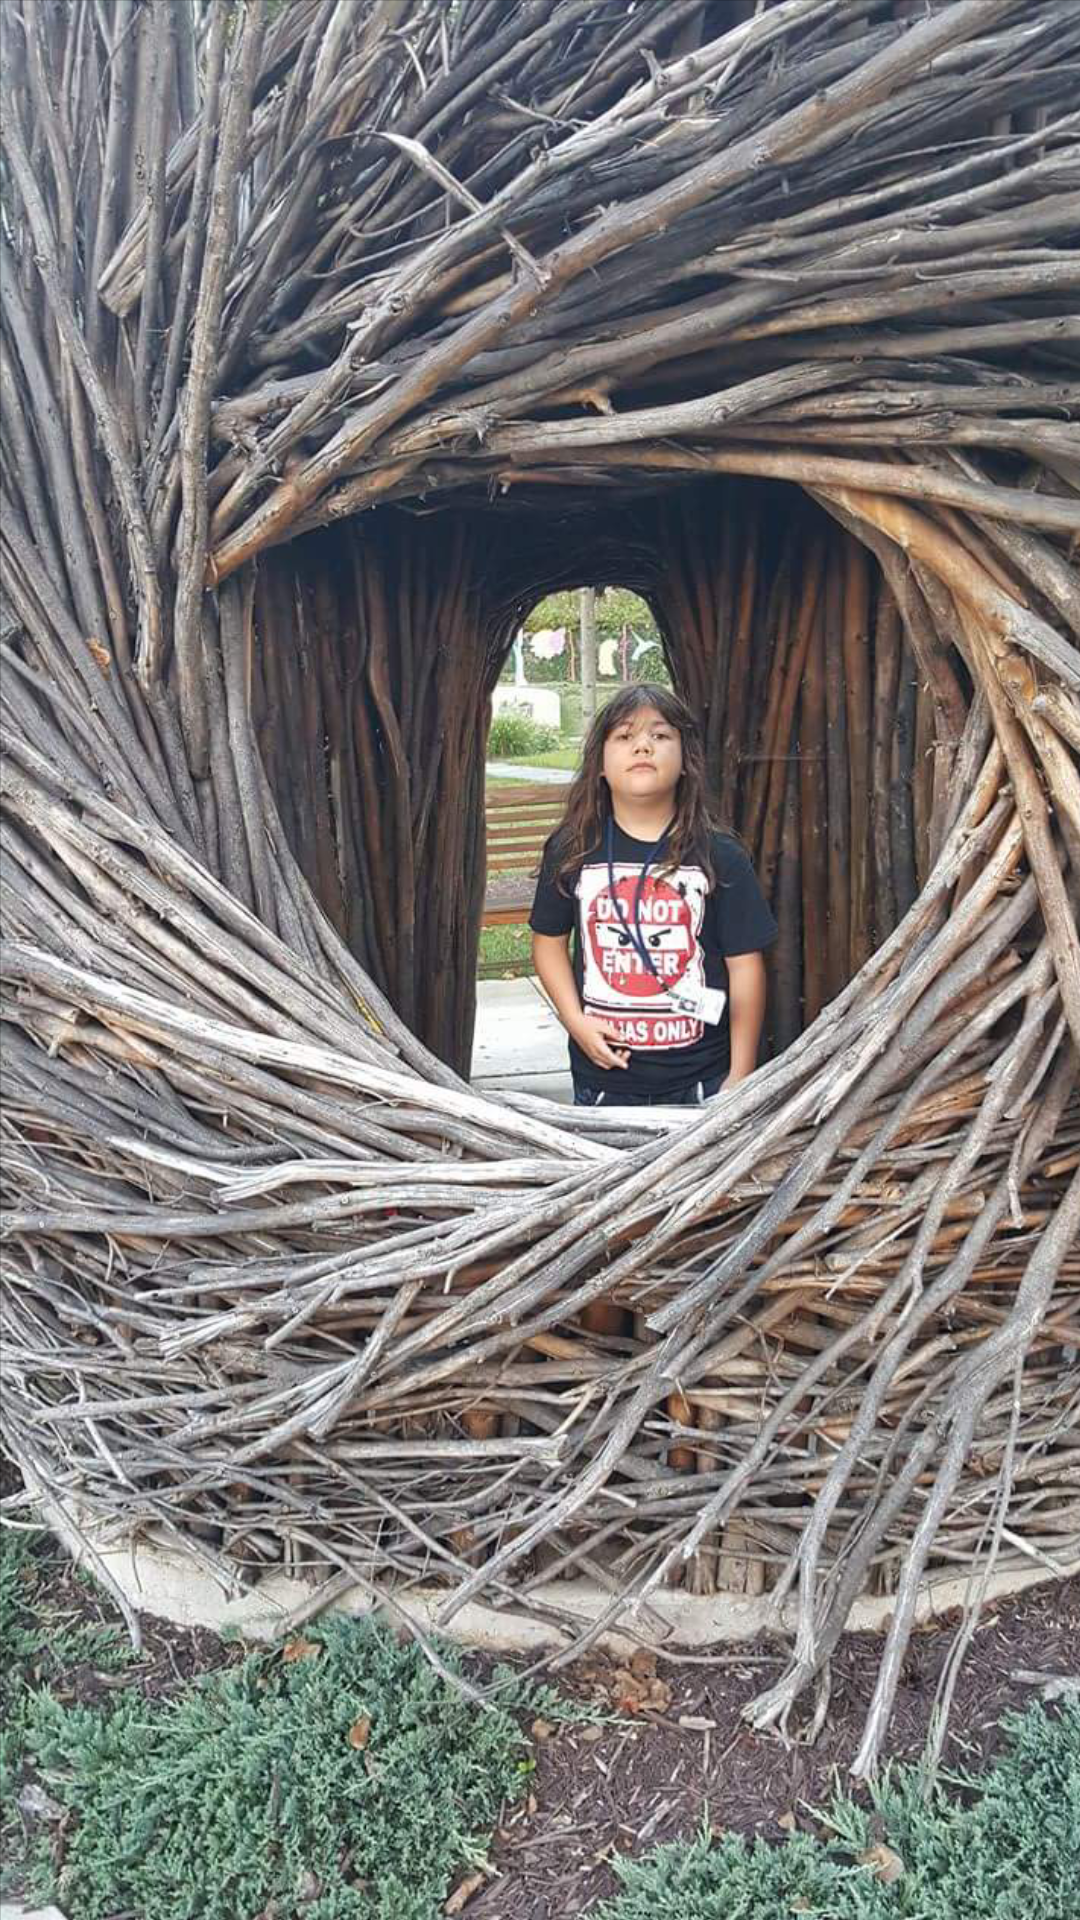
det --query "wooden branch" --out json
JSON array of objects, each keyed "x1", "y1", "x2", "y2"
[
  {"x1": 3, "y1": 0, "x2": 1078, "y2": 1778},
  {"x1": 171, "y1": 2, "x2": 263, "y2": 773}
]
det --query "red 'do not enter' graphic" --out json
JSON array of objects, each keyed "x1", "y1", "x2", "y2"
[{"x1": 586, "y1": 873, "x2": 695, "y2": 1000}]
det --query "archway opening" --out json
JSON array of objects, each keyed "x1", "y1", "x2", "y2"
[
  {"x1": 250, "y1": 476, "x2": 960, "y2": 1077},
  {"x1": 480, "y1": 585, "x2": 666, "y2": 996},
  {"x1": 494, "y1": 584, "x2": 669, "y2": 759}
]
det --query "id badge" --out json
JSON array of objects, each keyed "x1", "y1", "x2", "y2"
[{"x1": 669, "y1": 985, "x2": 727, "y2": 1026}]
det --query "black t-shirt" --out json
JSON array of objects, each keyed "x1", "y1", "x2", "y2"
[{"x1": 529, "y1": 822, "x2": 778, "y2": 1097}]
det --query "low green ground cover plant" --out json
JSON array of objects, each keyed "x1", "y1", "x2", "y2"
[
  {"x1": 18, "y1": 1614, "x2": 536, "y2": 1920},
  {"x1": 592, "y1": 1698, "x2": 1080, "y2": 1920},
  {"x1": 1, "y1": 1527, "x2": 133, "y2": 1880}
]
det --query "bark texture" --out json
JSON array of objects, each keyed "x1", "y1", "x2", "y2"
[{"x1": 2, "y1": 0, "x2": 1078, "y2": 1772}]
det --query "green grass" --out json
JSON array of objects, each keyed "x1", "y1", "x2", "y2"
[
  {"x1": 478, "y1": 920, "x2": 532, "y2": 977},
  {"x1": 591, "y1": 1699, "x2": 1080, "y2": 1920},
  {"x1": 489, "y1": 746, "x2": 579, "y2": 770}
]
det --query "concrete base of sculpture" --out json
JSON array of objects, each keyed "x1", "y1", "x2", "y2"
[{"x1": 37, "y1": 1486, "x2": 1076, "y2": 1656}]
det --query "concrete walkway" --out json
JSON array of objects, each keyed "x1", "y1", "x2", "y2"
[
  {"x1": 471, "y1": 976, "x2": 572, "y2": 1103},
  {"x1": 486, "y1": 761, "x2": 573, "y2": 783}
]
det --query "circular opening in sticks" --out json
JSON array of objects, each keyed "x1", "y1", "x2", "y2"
[{"x1": 4, "y1": 0, "x2": 1077, "y2": 1776}]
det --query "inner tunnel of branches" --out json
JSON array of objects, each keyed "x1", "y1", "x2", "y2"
[
  {"x1": 2, "y1": 0, "x2": 1079, "y2": 1773},
  {"x1": 255, "y1": 483, "x2": 940, "y2": 1074}
]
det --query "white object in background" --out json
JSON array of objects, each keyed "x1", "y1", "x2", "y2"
[
  {"x1": 598, "y1": 636, "x2": 619, "y2": 677},
  {"x1": 491, "y1": 686, "x2": 561, "y2": 728},
  {"x1": 530, "y1": 625, "x2": 567, "y2": 659}
]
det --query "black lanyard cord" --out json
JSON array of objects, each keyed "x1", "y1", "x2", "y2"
[{"x1": 604, "y1": 815, "x2": 672, "y2": 990}]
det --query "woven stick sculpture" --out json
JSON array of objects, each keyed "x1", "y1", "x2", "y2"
[{"x1": 2, "y1": 0, "x2": 1078, "y2": 1773}]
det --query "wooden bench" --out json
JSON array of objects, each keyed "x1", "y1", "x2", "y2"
[{"x1": 482, "y1": 782, "x2": 568, "y2": 926}]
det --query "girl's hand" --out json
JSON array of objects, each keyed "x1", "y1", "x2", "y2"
[{"x1": 570, "y1": 1014, "x2": 631, "y2": 1070}]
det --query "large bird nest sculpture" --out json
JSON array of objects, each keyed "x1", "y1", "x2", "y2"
[{"x1": 2, "y1": 0, "x2": 1079, "y2": 1774}]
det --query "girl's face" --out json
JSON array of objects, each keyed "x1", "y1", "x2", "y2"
[{"x1": 601, "y1": 705, "x2": 684, "y2": 803}]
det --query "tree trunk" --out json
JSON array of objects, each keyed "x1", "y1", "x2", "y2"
[{"x1": 580, "y1": 585, "x2": 598, "y2": 735}]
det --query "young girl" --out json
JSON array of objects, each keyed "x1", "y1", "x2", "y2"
[{"x1": 530, "y1": 685, "x2": 777, "y2": 1106}]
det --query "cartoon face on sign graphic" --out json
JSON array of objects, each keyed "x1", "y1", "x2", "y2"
[
  {"x1": 588, "y1": 874, "x2": 695, "y2": 998},
  {"x1": 577, "y1": 861, "x2": 710, "y2": 1049}
]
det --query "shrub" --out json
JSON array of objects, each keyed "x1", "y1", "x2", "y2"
[{"x1": 488, "y1": 705, "x2": 559, "y2": 757}]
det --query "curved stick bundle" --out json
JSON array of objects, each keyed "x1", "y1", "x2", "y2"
[{"x1": 2, "y1": 0, "x2": 1078, "y2": 1772}]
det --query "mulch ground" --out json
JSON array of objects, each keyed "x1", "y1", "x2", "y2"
[
  {"x1": 26, "y1": 1549, "x2": 242, "y2": 1713},
  {"x1": 468, "y1": 1574, "x2": 1080, "y2": 1919}
]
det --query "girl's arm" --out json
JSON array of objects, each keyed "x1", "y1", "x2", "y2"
[
  {"x1": 726, "y1": 951, "x2": 767, "y2": 1083},
  {"x1": 532, "y1": 932, "x2": 630, "y2": 1071}
]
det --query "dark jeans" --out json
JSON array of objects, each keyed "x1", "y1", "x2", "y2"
[{"x1": 573, "y1": 1075, "x2": 722, "y2": 1108}]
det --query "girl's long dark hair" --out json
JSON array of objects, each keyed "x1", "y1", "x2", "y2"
[{"x1": 552, "y1": 683, "x2": 720, "y2": 892}]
